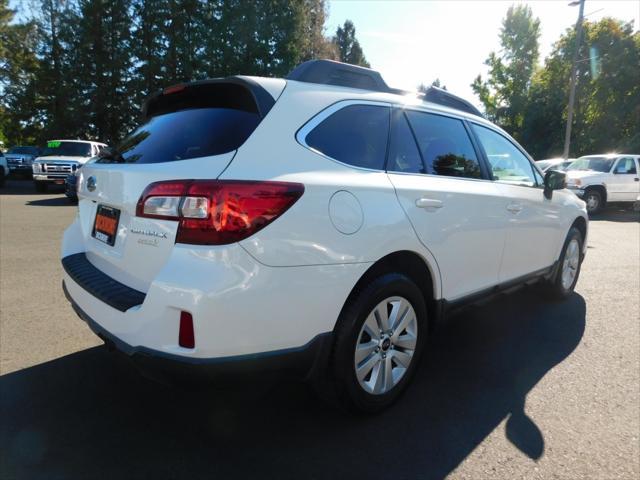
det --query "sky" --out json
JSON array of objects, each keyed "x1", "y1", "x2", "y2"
[{"x1": 326, "y1": 0, "x2": 640, "y2": 106}]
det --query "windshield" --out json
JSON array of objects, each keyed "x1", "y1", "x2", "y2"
[
  {"x1": 41, "y1": 141, "x2": 92, "y2": 157},
  {"x1": 567, "y1": 157, "x2": 615, "y2": 173},
  {"x1": 8, "y1": 146, "x2": 40, "y2": 155},
  {"x1": 107, "y1": 107, "x2": 260, "y2": 164},
  {"x1": 537, "y1": 160, "x2": 553, "y2": 170}
]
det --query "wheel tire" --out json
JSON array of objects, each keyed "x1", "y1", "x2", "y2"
[
  {"x1": 327, "y1": 273, "x2": 428, "y2": 413},
  {"x1": 544, "y1": 227, "x2": 583, "y2": 300},
  {"x1": 584, "y1": 189, "x2": 603, "y2": 215},
  {"x1": 0, "y1": 169, "x2": 5, "y2": 188},
  {"x1": 34, "y1": 182, "x2": 47, "y2": 193}
]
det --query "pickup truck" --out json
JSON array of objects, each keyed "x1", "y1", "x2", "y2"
[
  {"x1": 32, "y1": 140, "x2": 106, "y2": 192},
  {"x1": 4, "y1": 146, "x2": 42, "y2": 178},
  {"x1": 565, "y1": 154, "x2": 640, "y2": 214}
]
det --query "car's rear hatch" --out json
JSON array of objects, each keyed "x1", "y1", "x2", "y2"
[{"x1": 74, "y1": 79, "x2": 282, "y2": 292}]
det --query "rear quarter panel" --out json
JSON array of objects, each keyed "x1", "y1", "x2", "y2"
[{"x1": 221, "y1": 83, "x2": 443, "y2": 298}]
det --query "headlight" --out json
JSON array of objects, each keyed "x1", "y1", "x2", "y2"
[{"x1": 32, "y1": 163, "x2": 41, "y2": 173}]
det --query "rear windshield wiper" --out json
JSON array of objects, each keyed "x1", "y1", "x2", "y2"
[{"x1": 98, "y1": 147, "x2": 125, "y2": 163}]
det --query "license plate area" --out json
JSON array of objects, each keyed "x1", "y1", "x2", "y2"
[{"x1": 92, "y1": 205, "x2": 120, "y2": 246}]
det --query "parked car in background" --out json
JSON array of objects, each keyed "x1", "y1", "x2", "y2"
[
  {"x1": 0, "y1": 149, "x2": 7, "y2": 187},
  {"x1": 565, "y1": 154, "x2": 640, "y2": 214},
  {"x1": 64, "y1": 156, "x2": 98, "y2": 203},
  {"x1": 61, "y1": 60, "x2": 588, "y2": 413},
  {"x1": 4, "y1": 146, "x2": 42, "y2": 178},
  {"x1": 64, "y1": 171, "x2": 78, "y2": 203},
  {"x1": 32, "y1": 140, "x2": 106, "y2": 192},
  {"x1": 536, "y1": 157, "x2": 575, "y2": 173}
]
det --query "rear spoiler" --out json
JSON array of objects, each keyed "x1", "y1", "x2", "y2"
[{"x1": 142, "y1": 77, "x2": 277, "y2": 120}]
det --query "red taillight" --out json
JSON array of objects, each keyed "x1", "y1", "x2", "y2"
[
  {"x1": 179, "y1": 311, "x2": 195, "y2": 349},
  {"x1": 136, "y1": 180, "x2": 304, "y2": 245},
  {"x1": 163, "y1": 83, "x2": 186, "y2": 95}
]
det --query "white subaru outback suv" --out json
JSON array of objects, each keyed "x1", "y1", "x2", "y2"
[{"x1": 61, "y1": 60, "x2": 588, "y2": 412}]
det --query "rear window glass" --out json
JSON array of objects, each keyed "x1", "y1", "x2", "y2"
[
  {"x1": 305, "y1": 105, "x2": 390, "y2": 170},
  {"x1": 111, "y1": 108, "x2": 260, "y2": 164},
  {"x1": 102, "y1": 83, "x2": 262, "y2": 164}
]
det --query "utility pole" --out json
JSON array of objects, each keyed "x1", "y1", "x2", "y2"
[{"x1": 563, "y1": 0, "x2": 586, "y2": 160}]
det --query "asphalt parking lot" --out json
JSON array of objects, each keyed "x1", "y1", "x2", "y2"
[{"x1": 1, "y1": 179, "x2": 639, "y2": 480}]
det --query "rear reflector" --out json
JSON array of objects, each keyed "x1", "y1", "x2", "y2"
[
  {"x1": 136, "y1": 180, "x2": 304, "y2": 245},
  {"x1": 179, "y1": 311, "x2": 195, "y2": 349}
]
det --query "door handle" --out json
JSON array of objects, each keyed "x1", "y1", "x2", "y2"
[
  {"x1": 506, "y1": 202, "x2": 523, "y2": 214},
  {"x1": 416, "y1": 197, "x2": 443, "y2": 209},
  {"x1": 634, "y1": 178, "x2": 639, "y2": 182}
]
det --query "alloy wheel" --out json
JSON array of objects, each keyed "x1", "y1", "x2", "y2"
[
  {"x1": 353, "y1": 296, "x2": 418, "y2": 395},
  {"x1": 561, "y1": 238, "x2": 580, "y2": 290}
]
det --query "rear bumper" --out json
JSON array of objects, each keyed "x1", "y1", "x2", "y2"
[
  {"x1": 63, "y1": 280, "x2": 332, "y2": 382},
  {"x1": 61, "y1": 215, "x2": 370, "y2": 379}
]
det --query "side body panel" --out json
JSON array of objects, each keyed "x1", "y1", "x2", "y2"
[
  {"x1": 607, "y1": 156, "x2": 640, "y2": 202},
  {"x1": 222, "y1": 83, "x2": 444, "y2": 298},
  {"x1": 388, "y1": 173, "x2": 505, "y2": 300}
]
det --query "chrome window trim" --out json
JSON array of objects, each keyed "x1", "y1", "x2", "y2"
[
  {"x1": 468, "y1": 121, "x2": 545, "y2": 189},
  {"x1": 296, "y1": 99, "x2": 494, "y2": 182},
  {"x1": 295, "y1": 99, "x2": 393, "y2": 173}
]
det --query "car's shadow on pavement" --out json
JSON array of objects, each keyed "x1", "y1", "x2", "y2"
[
  {"x1": 0, "y1": 289, "x2": 586, "y2": 480},
  {"x1": 589, "y1": 206, "x2": 639, "y2": 223},
  {"x1": 0, "y1": 179, "x2": 66, "y2": 196},
  {"x1": 25, "y1": 197, "x2": 75, "y2": 207}
]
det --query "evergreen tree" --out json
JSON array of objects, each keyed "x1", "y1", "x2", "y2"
[
  {"x1": 299, "y1": 0, "x2": 337, "y2": 61},
  {"x1": 333, "y1": 19, "x2": 369, "y2": 67},
  {"x1": 0, "y1": 0, "x2": 371, "y2": 146},
  {"x1": 131, "y1": 0, "x2": 169, "y2": 100},
  {"x1": 36, "y1": 0, "x2": 79, "y2": 140},
  {"x1": 0, "y1": 0, "x2": 41, "y2": 144},
  {"x1": 73, "y1": 0, "x2": 136, "y2": 143}
]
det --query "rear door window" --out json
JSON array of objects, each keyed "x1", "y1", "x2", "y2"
[
  {"x1": 405, "y1": 111, "x2": 482, "y2": 179},
  {"x1": 305, "y1": 104, "x2": 390, "y2": 170},
  {"x1": 387, "y1": 110, "x2": 425, "y2": 174}
]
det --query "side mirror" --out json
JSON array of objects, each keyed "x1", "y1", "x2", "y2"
[{"x1": 543, "y1": 170, "x2": 566, "y2": 199}]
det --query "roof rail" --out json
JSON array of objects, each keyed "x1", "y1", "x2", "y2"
[
  {"x1": 287, "y1": 59, "x2": 391, "y2": 92},
  {"x1": 419, "y1": 86, "x2": 483, "y2": 117},
  {"x1": 287, "y1": 59, "x2": 482, "y2": 117}
]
